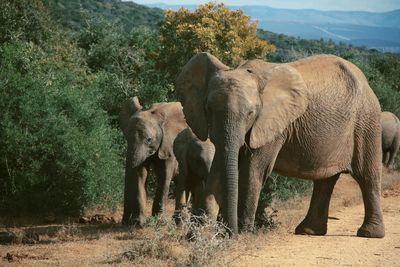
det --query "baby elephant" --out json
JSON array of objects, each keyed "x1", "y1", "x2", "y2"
[
  {"x1": 173, "y1": 128, "x2": 215, "y2": 224},
  {"x1": 381, "y1": 111, "x2": 400, "y2": 169}
]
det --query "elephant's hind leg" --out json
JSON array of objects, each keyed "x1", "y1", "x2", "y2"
[
  {"x1": 388, "y1": 136, "x2": 400, "y2": 169},
  {"x1": 382, "y1": 151, "x2": 390, "y2": 167},
  {"x1": 351, "y1": 130, "x2": 385, "y2": 238},
  {"x1": 295, "y1": 174, "x2": 340, "y2": 236}
]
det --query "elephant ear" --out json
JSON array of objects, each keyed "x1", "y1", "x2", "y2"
[
  {"x1": 250, "y1": 65, "x2": 309, "y2": 149},
  {"x1": 175, "y1": 52, "x2": 230, "y2": 141},
  {"x1": 119, "y1": 96, "x2": 142, "y2": 137},
  {"x1": 157, "y1": 103, "x2": 188, "y2": 160}
]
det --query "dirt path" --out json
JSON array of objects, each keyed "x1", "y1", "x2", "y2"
[
  {"x1": 230, "y1": 173, "x2": 400, "y2": 266},
  {"x1": 1, "y1": 172, "x2": 399, "y2": 266}
]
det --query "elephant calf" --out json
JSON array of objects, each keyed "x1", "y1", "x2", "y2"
[
  {"x1": 119, "y1": 97, "x2": 187, "y2": 226},
  {"x1": 172, "y1": 128, "x2": 215, "y2": 224},
  {"x1": 381, "y1": 111, "x2": 400, "y2": 169}
]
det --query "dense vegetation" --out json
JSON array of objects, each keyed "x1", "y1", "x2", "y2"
[
  {"x1": 0, "y1": 0, "x2": 399, "y2": 218},
  {"x1": 46, "y1": 0, "x2": 163, "y2": 31},
  {"x1": 159, "y1": 3, "x2": 275, "y2": 76}
]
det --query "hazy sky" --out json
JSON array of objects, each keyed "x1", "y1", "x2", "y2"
[{"x1": 127, "y1": 0, "x2": 400, "y2": 12}]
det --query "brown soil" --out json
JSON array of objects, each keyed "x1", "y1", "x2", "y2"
[
  {"x1": 1, "y1": 170, "x2": 399, "y2": 266},
  {"x1": 228, "y1": 171, "x2": 400, "y2": 266}
]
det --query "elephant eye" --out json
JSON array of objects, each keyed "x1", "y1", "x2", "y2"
[{"x1": 145, "y1": 137, "x2": 152, "y2": 145}]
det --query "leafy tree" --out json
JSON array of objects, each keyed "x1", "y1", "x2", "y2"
[
  {"x1": 76, "y1": 15, "x2": 173, "y2": 122},
  {"x1": 45, "y1": 0, "x2": 163, "y2": 32},
  {"x1": 159, "y1": 2, "x2": 276, "y2": 76},
  {"x1": 0, "y1": 0, "x2": 52, "y2": 45}
]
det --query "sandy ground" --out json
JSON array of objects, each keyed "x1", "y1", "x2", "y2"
[
  {"x1": 229, "y1": 172, "x2": 400, "y2": 266},
  {"x1": 1, "y1": 170, "x2": 399, "y2": 266}
]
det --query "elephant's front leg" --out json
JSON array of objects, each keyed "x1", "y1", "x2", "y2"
[
  {"x1": 202, "y1": 165, "x2": 222, "y2": 220},
  {"x1": 122, "y1": 163, "x2": 148, "y2": 227},
  {"x1": 295, "y1": 174, "x2": 340, "y2": 235},
  {"x1": 173, "y1": 172, "x2": 187, "y2": 225},
  {"x1": 238, "y1": 148, "x2": 272, "y2": 231},
  {"x1": 238, "y1": 139, "x2": 285, "y2": 231},
  {"x1": 152, "y1": 157, "x2": 178, "y2": 216}
]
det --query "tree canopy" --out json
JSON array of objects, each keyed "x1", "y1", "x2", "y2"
[{"x1": 159, "y1": 2, "x2": 276, "y2": 76}]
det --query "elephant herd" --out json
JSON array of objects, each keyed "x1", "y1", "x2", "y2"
[{"x1": 119, "y1": 53, "x2": 400, "y2": 239}]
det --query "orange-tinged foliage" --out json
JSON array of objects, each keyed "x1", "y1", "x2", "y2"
[{"x1": 159, "y1": 2, "x2": 275, "y2": 75}]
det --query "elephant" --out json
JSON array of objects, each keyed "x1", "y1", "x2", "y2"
[
  {"x1": 175, "y1": 52, "x2": 385, "y2": 238},
  {"x1": 119, "y1": 97, "x2": 187, "y2": 226},
  {"x1": 172, "y1": 127, "x2": 215, "y2": 223},
  {"x1": 381, "y1": 111, "x2": 400, "y2": 169}
]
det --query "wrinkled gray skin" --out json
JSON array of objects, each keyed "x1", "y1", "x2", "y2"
[
  {"x1": 173, "y1": 128, "x2": 215, "y2": 224},
  {"x1": 176, "y1": 53, "x2": 384, "y2": 238},
  {"x1": 381, "y1": 111, "x2": 400, "y2": 169},
  {"x1": 119, "y1": 97, "x2": 187, "y2": 226}
]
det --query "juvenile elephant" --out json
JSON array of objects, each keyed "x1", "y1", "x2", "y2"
[
  {"x1": 173, "y1": 128, "x2": 215, "y2": 223},
  {"x1": 119, "y1": 97, "x2": 187, "y2": 226},
  {"x1": 381, "y1": 111, "x2": 400, "y2": 169},
  {"x1": 176, "y1": 53, "x2": 384, "y2": 238}
]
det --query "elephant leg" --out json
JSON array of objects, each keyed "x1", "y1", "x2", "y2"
[
  {"x1": 237, "y1": 153, "x2": 265, "y2": 231},
  {"x1": 388, "y1": 139, "x2": 399, "y2": 169},
  {"x1": 382, "y1": 151, "x2": 390, "y2": 167},
  {"x1": 191, "y1": 175, "x2": 206, "y2": 213},
  {"x1": 152, "y1": 158, "x2": 177, "y2": 216},
  {"x1": 202, "y1": 169, "x2": 221, "y2": 220},
  {"x1": 173, "y1": 173, "x2": 187, "y2": 225},
  {"x1": 295, "y1": 174, "x2": 340, "y2": 235},
  {"x1": 122, "y1": 163, "x2": 148, "y2": 227},
  {"x1": 351, "y1": 130, "x2": 385, "y2": 238},
  {"x1": 238, "y1": 143, "x2": 282, "y2": 231}
]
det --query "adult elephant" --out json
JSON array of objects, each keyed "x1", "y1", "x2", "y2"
[
  {"x1": 381, "y1": 111, "x2": 400, "y2": 169},
  {"x1": 175, "y1": 52, "x2": 384, "y2": 238},
  {"x1": 119, "y1": 97, "x2": 187, "y2": 226},
  {"x1": 173, "y1": 128, "x2": 215, "y2": 224}
]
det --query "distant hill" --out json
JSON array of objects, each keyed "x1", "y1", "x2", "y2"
[
  {"x1": 47, "y1": 0, "x2": 164, "y2": 31},
  {"x1": 148, "y1": 3, "x2": 400, "y2": 53}
]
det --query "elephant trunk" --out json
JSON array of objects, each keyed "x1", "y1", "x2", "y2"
[
  {"x1": 213, "y1": 126, "x2": 242, "y2": 235},
  {"x1": 128, "y1": 143, "x2": 146, "y2": 169},
  {"x1": 222, "y1": 145, "x2": 240, "y2": 235}
]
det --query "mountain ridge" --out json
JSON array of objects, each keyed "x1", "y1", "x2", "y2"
[{"x1": 146, "y1": 3, "x2": 400, "y2": 52}]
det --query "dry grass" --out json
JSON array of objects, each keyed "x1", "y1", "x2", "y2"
[
  {"x1": 107, "y1": 210, "x2": 233, "y2": 266},
  {"x1": 1, "y1": 170, "x2": 399, "y2": 266}
]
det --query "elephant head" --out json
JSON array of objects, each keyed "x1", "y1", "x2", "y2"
[
  {"x1": 119, "y1": 97, "x2": 184, "y2": 168},
  {"x1": 175, "y1": 53, "x2": 309, "y2": 234}
]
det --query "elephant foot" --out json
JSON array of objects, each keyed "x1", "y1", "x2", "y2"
[
  {"x1": 295, "y1": 220, "x2": 327, "y2": 236},
  {"x1": 121, "y1": 214, "x2": 146, "y2": 228},
  {"x1": 357, "y1": 222, "x2": 385, "y2": 238},
  {"x1": 173, "y1": 211, "x2": 183, "y2": 226},
  {"x1": 238, "y1": 222, "x2": 255, "y2": 233}
]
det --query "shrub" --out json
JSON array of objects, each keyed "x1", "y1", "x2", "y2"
[
  {"x1": 159, "y1": 2, "x2": 275, "y2": 77},
  {"x1": 77, "y1": 16, "x2": 174, "y2": 122},
  {"x1": 0, "y1": 0, "x2": 52, "y2": 45},
  {"x1": 255, "y1": 173, "x2": 312, "y2": 229},
  {"x1": 0, "y1": 42, "x2": 123, "y2": 215}
]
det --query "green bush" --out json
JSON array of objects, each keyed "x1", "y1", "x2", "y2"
[
  {"x1": 77, "y1": 17, "x2": 174, "y2": 119},
  {"x1": 0, "y1": 0, "x2": 52, "y2": 45},
  {"x1": 255, "y1": 174, "x2": 311, "y2": 228},
  {"x1": 0, "y1": 42, "x2": 123, "y2": 215}
]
